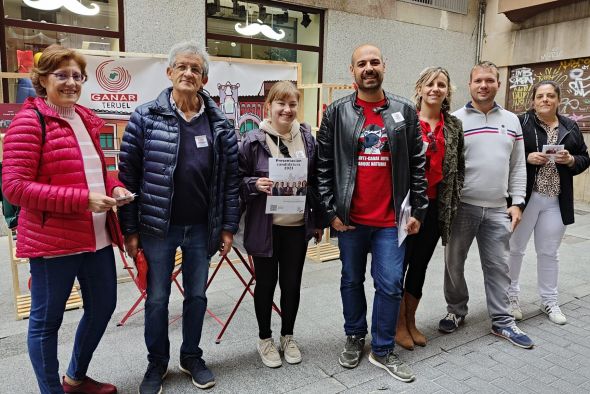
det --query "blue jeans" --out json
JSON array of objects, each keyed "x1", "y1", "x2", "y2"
[
  {"x1": 142, "y1": 224, "x2": 210, "y2": 366},
  {"x1": 28, "y1": 246, "x2": 117, "y2": 394},
  {"x1": 338, "y1": 224, "x2": 405, "y2": 356}
]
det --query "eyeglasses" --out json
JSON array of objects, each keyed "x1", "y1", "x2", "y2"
[
  {"x1": 172, "y1": 63, "x2": 203, "y2": 76},
  {"x1": 49, "y1": 72, "x2": 86, "y2": 83}
]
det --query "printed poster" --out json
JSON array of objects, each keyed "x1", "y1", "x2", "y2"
[{"x1": 265, "y1": 158, "x2": 307, "y2": 214}]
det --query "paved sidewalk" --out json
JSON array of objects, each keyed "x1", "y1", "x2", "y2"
[{"x1": 1, "y1": 207, "x2": 590, "y2": 393}]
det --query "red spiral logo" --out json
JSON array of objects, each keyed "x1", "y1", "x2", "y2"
[{"x1": 96, "y1": 60, "x2": 132, "y2": 92}]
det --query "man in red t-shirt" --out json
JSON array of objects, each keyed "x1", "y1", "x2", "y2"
[{"x1": 316, "y1": 45, "x2": 428, "y2": 383}]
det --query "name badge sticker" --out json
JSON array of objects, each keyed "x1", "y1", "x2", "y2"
[
  {"x1": 195, "y1": 135, "x2": 209, "y2": 148},
  {"x1": 392, "y1": 112, "x2": 405, "y2": 123},
  {"x1": 294, "y1": 150, "x2": 306, "y2": 159}
]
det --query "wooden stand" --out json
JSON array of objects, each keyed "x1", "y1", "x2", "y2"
[
  {"x1": 8, "y1": 231, "x2": 83, "y2": 320},
  {"x1": 298, "y1": 83, "x2": 354, "y2": 263}
]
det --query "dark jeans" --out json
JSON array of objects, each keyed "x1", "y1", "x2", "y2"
[
  {"x1": 142, "y1": 224, "x2": 210, "y2": 366},
  {"x1": 404, "y1": 200, "x2": 440, "y2": 299},
  {"x1": 28, "y1": 246, "x2": 117, "y2": 394},
  {"x1": 252, "y1": 225, "x2": 307, "y2": 339},
  {"x1": 337, "y1": 224, "x2": 405, "y2": 356}
]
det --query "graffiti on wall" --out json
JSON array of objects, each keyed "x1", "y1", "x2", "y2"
[{"x1": 506, "y1": 57, "x2": 590, "y2": 132}]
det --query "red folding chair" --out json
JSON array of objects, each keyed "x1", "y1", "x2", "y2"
[
  {"x1": 203, "y1": 246, "x2": 281, "y2": 343},
  {"x1": 117, "y1": 249, "x2": 185, "y2": 326},
  {"x1": 118, "y1": 246, "x2": 281, "y2": 343}
]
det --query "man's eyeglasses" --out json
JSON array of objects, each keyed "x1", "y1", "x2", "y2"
[
  {"x1": 49, "y1": 72, "x2": 86, "y2": 83},
  {"x1": 173, "y1": 63, "x2": 203, "y2": 76}
]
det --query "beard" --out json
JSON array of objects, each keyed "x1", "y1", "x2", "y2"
[{"x1": 356, "y1": 71, "x2": 383, "y2": 92}]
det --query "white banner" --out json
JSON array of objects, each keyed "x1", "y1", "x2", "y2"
[{"x1": 78, "y1": 55, "x2": 298, "y2": 116}]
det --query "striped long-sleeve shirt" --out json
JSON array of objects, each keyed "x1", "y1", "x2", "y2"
[{"x1": 452, "y1": 102, "x2": 526, "y2": 208}]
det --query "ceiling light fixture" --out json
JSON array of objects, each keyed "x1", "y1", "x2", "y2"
[{"x1": 23, "y1": 0, "x2": 100, "y2": 16}]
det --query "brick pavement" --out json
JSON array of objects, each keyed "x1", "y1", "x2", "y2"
[{"x1": 1, "y1": 208, "x2": 590, "y2": 393}]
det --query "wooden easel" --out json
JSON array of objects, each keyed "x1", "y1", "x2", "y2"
[{"x1": 298, "y1": 83, "x2": 355, "y2": 263}]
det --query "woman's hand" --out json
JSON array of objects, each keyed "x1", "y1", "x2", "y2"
[
  {"x1": 112, "y1": 186, "x2": 135, "y2": 206},
  {"x1": 88, "y1": 192, "x2": 117, "y2": 213},
  {"x1": 527, "y1": 152, "x2": 549, "y2": 166},
  {"x1": 255, "y1": 177, "x2": 273, "y2": 194},
  {"x1": 554, "y1": 149, "x2": 575, "y2": 167}
]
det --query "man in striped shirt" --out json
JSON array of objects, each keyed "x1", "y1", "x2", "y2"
[{"x1": 438, "y1": 61, "x2": 534, "y2": 349}]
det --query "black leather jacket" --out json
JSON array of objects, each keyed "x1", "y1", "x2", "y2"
[{"x1": 317, "y1": 91, "x2": 428, "y2": 227}]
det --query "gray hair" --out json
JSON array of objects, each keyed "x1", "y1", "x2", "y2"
[{"x1": 167, "y1": 41, "x2": 210, "y2": 77}]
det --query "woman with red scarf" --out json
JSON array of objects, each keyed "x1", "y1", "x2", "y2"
[{"x1": 395, "y1": 67, "x2": 465, "y2": 350}]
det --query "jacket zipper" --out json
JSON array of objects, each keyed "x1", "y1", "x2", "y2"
[
  {"x1": 344, "y1": 113, "x2": 365, "y2": 225},
  {"x1": 207, "y1": 130, "x2": 219, "y2": 254}
]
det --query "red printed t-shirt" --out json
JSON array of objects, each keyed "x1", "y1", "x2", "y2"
[
  {"x1": 349, "y1": 98, "x2": 395, "y2": 227},
  {"x1": 419, "y1": 113, "x2": 445, "y2": 200}
]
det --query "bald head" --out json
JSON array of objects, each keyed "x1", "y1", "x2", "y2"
[{"x1": 351, "y1": 44, "x2": 383, "y2": 66}]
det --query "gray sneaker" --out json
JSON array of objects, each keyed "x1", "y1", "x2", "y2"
[
  {"x1": 280, "y1": 335, "x2": 302, "y2": 364},
  {"x1": 257, "y1": 338, "x2": 282, "y2": 368},
  {"x1": 369, "y1": 351, "x2": 415, "y2": 383},
  {"x1": 338, "y1": 335, "x2": 365, "y2": 369}
]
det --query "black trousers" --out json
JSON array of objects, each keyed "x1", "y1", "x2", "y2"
[
  {"x1": 403, "y1": 199, "x2": 440, "y2": 299},
  {"x1": 253, "y1": 225, "x2": 307, "y2": 339}
]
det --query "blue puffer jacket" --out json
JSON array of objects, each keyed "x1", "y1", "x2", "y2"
[{"x1": 118, "y1": 87, "x2": 240, "y2": 256}]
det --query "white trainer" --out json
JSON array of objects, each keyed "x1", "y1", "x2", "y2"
[
  {"x1": 509, "y1": 296, "x2": 523, "y2": 321},
  {"x1": 258, "y1": 338, "x2": 282, "y2": 368},
  {"x1": 541, "y1": 303, "x2": 567, "y2": 325},
  {"x1": 280, "y1": 335, "x2": 302, "y2": 364}
]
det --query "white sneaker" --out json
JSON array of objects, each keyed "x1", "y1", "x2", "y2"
[
  {"x1": 509, "y1": 296, "x2": 523, "y2": 321},
  {"x1": 280, "y1": 335, "x2": 302, "y2": 364},
  {"x1": 541, "y1": 303, "x2": 567, "y2": 325},
  {"x1": 258, "y1": 338, "x2": 282, "y2": 368}
]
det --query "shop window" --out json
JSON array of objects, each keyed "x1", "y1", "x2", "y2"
[
  {"x1": 100, "y1": 134, "x2": 114, "y2": 150},
  {"x1": 206, "y1": 0, "x2": 323, "y2": 125},
  {"x1": 1, "y1": 0, "x2": 123, "y2": 103}
]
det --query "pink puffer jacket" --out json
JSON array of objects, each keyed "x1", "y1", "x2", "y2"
[{"x1": 2, "y1": 97, "x2": 123, "y2": 258}]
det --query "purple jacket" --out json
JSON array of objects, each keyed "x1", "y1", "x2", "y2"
[{"x1": 238, "y1": 124, "x2": 322, "y2": 257}]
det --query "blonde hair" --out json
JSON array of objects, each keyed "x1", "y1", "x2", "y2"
[
  {"x1": 413, "y1": 66, "x2": 453, "y2": 113},
  {"x1": 264, "y1": 81, "x2": 300, "y2": 115}
]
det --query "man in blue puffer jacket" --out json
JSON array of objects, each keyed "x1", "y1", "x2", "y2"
[{"x1": 118, "y1": 41, "x2": 239, "y2": 394}]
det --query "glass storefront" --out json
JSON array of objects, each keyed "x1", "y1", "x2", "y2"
[
  {"x1": 206, "y1": 0, "x2": 323, "y2": 126},
  {"x1": 1, "y1": 0, "x2": 123, "y2": 102}
]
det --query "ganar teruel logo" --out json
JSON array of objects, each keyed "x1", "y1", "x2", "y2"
[
  {"x1": 96, "y1": 60, "x2": 132, "y2": 92},
  {"x1": 91, "y1": 60, "x2": 137, "y2": 109}
]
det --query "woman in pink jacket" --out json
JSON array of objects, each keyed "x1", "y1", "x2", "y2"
[{"x1": 2, "y1": 45, "x2": 133, "y2": 394}]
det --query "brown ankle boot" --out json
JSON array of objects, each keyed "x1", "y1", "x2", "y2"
[
  {"x1": 406, "y1": 293, "x2": 427, "y2": 346},
  {"x1": 395, "y1": 294, "x2": 414, "y2": 350}
]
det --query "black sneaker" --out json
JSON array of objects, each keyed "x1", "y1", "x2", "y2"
[
  {"x1": 139, "y1": 362, "x2": 168, "y2": 394},
  {"x1": 438, "y1": 312, "x2": 465, "y2": 333},
  {"x1": 338, "y1": 335, "x2": 365, "y2": 369},
  {"x1": 179, "y1": 357, "x2": 216, "y2": 389}
]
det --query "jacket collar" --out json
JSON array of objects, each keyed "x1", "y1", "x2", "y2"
[
  {"x1": 464, "y1": 101, "x2": 501, "y2": 114},
  {"x1": 25, "y1": 96, "x2": 104, "y2": 131},
  {"x1": 150, "y1": 87, "x2": 217, "y2": 117},
  {"x1": 350, "y1": 90, "x2": 390, "y2": 113}
]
